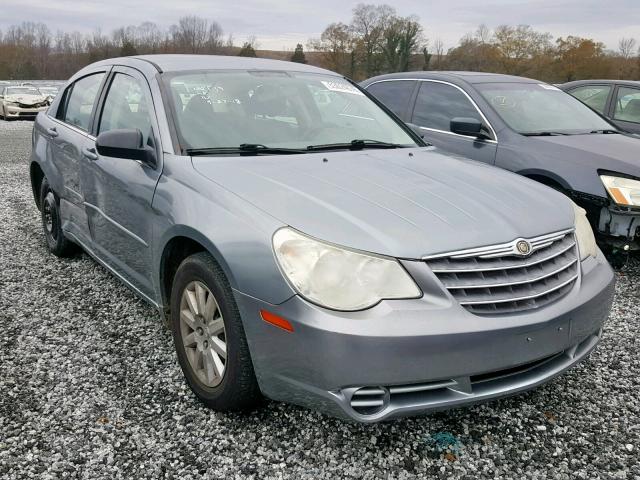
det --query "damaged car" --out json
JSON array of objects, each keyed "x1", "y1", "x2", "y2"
[
  {"x1": 0, "y1": 85, "x2": 50, "y2": 120},
  {"x1": 362, "y1": 72, "x2": 640, "y2": 254},
  {"x1": 30, "y1": 56, "x2": 614, "y2": 422}
]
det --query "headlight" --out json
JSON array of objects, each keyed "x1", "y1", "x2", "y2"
[
  {"x1": 273, "y1": 227, "x2": 421, "y2": 311},
  {"x1": 600, "y1": 175, "x2": 640, "y2": 207},
  {"x1": 572, "y1": 202, "x2": 598, "y2": 260}
]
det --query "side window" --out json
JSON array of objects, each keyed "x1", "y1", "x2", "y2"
[
  {"x1": 568, "y1": 85, "x2": 611, "y2": 114},
  {"x1": 613, "y1": 86, "x2": 640, "y2": 124},
  {"x1": 412, "y1": 82, "x2": 481, "y2": 133},
  {"x1": 62, "y1": 73, "x2": 105, "y2": 131},
  {"x1": 98, "y1": 73, "x2": 153, "y2": 144},
  {"x1": 366, "y1": 81, "x2": 415, "y2": 118}
]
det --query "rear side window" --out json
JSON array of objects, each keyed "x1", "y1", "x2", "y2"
[
  {"x1": 568, "y1": 85, "x2": 611, "y2": 114},
  {"x1": 366, "y1": 81, "x2": 415, "y2": 118},
  {"x1": 412, "y1": 82, "x2": 480, "y2": 132},
  {"x1": 98, "y1": 73, "x2": 153, "y2": 145},
  {"x1": 62, "y1": 73, "x2": 105, "y2": 131},
  {"x1": 613, "y1": 86, "x2": 640, "y2": 124}
]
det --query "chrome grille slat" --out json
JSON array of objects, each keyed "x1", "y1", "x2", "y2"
[
  {"x1": 441, "y1": 255, "x2": 577, "y2": 289},
  {"x1": 458, "y1": 272, "x2": 578, "y2": 305},
  {"x1": 429, "y1": 236, "x2": 576, "y2": 273},
  {"x1": 425, "y1": 230, "x2": 579, "y2": 315}
]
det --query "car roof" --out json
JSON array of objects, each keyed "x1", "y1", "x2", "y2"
[
  {"x1": 560, "y1": 79, "x2": 640, "y2": 89},
  {"x1": 362, "y1": 71, "x2": 541, "y2": 86},
  {"x1": 89, "y1": 54, "x2": 338, "y2": 77}
]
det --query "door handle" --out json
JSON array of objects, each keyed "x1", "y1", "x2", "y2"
[
  {"x1": 46, "y1": 127, "x2": 58, "y2": 138},
  {"x1": 83, "y1": 147, "x2": 98, "y2": 161}
]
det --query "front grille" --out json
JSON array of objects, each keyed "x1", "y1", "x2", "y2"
[
  {"x1": 425, "y1": 230, "x2": 579, "y2": 315},
  {"x1": 18, "y1": 102, "x2": 47, "y2": 108}
]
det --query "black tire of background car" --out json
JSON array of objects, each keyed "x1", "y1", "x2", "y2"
[
  {"x1": 39, "y1": 179, "x2": 77, "y2": 257},
  {"x1": 170, "y1": 252, "x2": 262, "y2": 410}
]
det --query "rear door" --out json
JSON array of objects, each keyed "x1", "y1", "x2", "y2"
[
  {"x1": 610, "y1": 85, "x2": 640, "y2": 134},
  {"x1": 407, "y1": 80, "x2": 498, "y2": 164},
  {"x1": 80, "y1": 66, "x2": 162, "y2": 300},
  {"x1": 364, "y1": 80, "x2": 417, "y2": 120},
  {"x1": 45, "y1": 71, "x2": 108, "y2": 244}
]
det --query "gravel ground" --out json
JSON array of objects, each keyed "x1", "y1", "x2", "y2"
[{"x1": 0, "y1": 119, "x2": 638, "y2": 479}]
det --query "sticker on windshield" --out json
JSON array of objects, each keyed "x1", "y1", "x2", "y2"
[
  {"x1": 538, "y1": 83, "x2": 561, "y2": 91},
  {"x1": 321, "y1": 80, "x2": 364, "y2": 96}
]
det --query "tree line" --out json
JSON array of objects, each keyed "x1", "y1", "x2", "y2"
[
  {"x1": 0, "y1": 4, "x2": 638, "y2": 83},
  {"x1": 0, "y1": 16, "x2": 262, "y2": 80},
  {"x1": 309, "y1": 5, "x2": 640, "y2": 82}
]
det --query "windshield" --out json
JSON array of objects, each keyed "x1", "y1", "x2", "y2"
[
  {"x1": 6, "y1": 87, "x2": 41, "y2": 95},
  {"x1": 475, "y1": 82, "x2": 614, "y2": 135},
  {"x1": 163, "y1": 70, "x2": 418, "y2": 153}
]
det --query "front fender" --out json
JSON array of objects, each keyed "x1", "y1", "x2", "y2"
[{"x1": 151, "y1": 154, "x2": 295, "y2": 308}]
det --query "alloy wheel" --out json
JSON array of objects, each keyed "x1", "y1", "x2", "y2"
[{"x1": 179, "y1": 280, "x2": 227, "y2": 387}]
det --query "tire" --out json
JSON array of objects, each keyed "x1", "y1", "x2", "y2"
[
  {"x1": 39, "y1": 179, "x2": 77, "y2": 257},
  {"x1": 170, "y1": 252, "x2": 262, "y2": 410}
]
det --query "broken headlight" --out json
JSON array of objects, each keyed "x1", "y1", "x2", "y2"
[{"x1": 600, "y1": 175, "x2": 640, "y2": 207}]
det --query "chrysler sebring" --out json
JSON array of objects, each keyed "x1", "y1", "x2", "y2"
[{"x1": 30, "y1": 55, "x2": 614, "y2": 422}]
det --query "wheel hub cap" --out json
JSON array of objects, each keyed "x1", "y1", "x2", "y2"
[{"x1": 179, "y1": 281, "x2": 227, "y2": 387}]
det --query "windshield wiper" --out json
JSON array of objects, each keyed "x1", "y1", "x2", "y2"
[
  {"x1": 306, "y1": 139, "x2": 407, "y2": 152},
  {"x1": 588, "y1": 129, "x2": 620, "y2": 134},
  {"x1": 186, "y1": 144, "x2": 306, "y2": 156},
  {"x1": 520, "y1": 131, "x2": 573, "y2": 137}
]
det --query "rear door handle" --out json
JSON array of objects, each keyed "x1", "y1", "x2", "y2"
[
  {"x1": 83, "y1": 147, "x2": 98, "y2": 161},
  {"x1": 46, "y1": 127, "x2": 58, "y2": 138}
]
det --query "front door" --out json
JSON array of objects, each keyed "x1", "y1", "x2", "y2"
[
  {"x1": 80, "y1": 67, "x2": 162, "y2": 300},
  {"x1": 407, "y1": 80, "x2": 498, "y2": 165},
  {"x1": 610, "y1": 85, "x2": 640, "y2": 134}
]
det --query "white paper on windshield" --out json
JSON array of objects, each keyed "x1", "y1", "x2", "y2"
[
  {"x1": 321, "y1": 80, "x2": 364, "y2": 96},
  {"x1": 538, "y1": 83, "x2": 561, "y2": 91}
]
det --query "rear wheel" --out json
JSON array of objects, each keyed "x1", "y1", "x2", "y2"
[
  {"x1": 39, "y1": 179, "x2": 77, "y2": 257},
  {"x1": 170, "y1": 252, "x2": 262, "y2": 410}
]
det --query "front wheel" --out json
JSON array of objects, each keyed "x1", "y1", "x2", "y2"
[{"x1": 170, "y1": 252, "x2": 262, "y2": 410}]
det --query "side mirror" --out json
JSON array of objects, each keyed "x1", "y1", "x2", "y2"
[
  {"x1": 450, "y1": 117, "x2": 491, "y2": 140},
  {"x1": 96, "y1": 128, "x2": 156, "y2": 166}
]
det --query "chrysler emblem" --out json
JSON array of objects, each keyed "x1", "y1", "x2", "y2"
[{"x1": 516, "y1": 240, "x2": 532, "y2": 256}]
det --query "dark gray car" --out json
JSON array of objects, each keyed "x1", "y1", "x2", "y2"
[
  {"x1": 361, "y1": 72, "x2": 640, "y2": 252},
  {"x1": 560, "y1": 79, "x2": 640, "y2": 134},
  {"x1": 30, "y1": 56, "x2": 614, "y2": 422}
]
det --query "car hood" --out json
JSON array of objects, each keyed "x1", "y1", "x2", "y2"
[
  {"x1": 531, "y1": 133, "x2": 640, "y2": 176},
  {"x1": 193, "y1": 147, "x2": 574, "y2": 258},
  {"x1": 5, "y1": 93, "x2": 47, "y2": 104}
]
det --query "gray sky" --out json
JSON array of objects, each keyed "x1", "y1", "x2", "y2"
[{"x1": 2, "y1": 0, "x2": 639, "y2": 51}]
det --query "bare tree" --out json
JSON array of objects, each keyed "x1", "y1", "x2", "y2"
[
  {"x1": 351, "y1": 3, "x2": 394, "y2": 76},
  {"x1": 171, "y1": 16, "x2": 208, "y2": 53},
  {"x1": 308, "y1": 22, "x2": 355, "y2": 76},
  {"x1": 618, "y1": 37, "x2": 637, "y2": 59}
]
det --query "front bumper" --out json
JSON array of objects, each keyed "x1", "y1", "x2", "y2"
[
  {"x1": 3, "y1": 104, "x2": 48, "y2": 118},
  {"x1": 235, "y1": 250, "x2": 615, "y2": 422}
]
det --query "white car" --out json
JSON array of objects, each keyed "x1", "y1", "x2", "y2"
[{"x1": 0, "y1": 86, "x2": 50, "y2": 120}]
